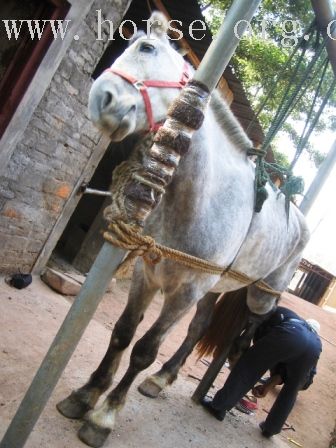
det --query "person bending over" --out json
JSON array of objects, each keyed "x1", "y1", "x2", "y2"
[{"x1": 200, "y1": 306, "x2": 322, "y2": 438}]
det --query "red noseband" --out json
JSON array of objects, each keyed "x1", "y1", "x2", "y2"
[{"x1": 104, "y1": 61, "x2": 190, "y2": 132}]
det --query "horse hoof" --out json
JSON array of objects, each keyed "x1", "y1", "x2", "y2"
[
  {"x1": 56, "y1": 392, "x2": 92, "y2": 419},
  {"x1": 78, "y1": 421, "x2": 111, "y2": 448},
  {"x1": 138, "y1": 378, "x2": 162, "y2": 398}
]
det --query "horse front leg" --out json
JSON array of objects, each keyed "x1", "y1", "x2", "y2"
[
  {"x1": 56, "y1": 262, "x2": 158, "y2": 420},
  {"x1": 138, "y1": 291, "x2": 219, "y2": 398},
  {"x1": 77, "y1": 289, "x2": 197, "y2": 448}
]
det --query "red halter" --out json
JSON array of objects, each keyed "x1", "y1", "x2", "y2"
[{"x1": 104, "y1": 61, "x2": 190, "y2": 132}]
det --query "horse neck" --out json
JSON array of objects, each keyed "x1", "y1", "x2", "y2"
[
  {"x1": 147, "y1": 109, "x2": 255, "y2": 265},
  {"x1": 166, "y1": 109, "x2": 248, "y2": 200}
]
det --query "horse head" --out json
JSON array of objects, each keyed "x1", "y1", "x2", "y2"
[{"x1": 88, "y1": 12, "x2": 190, "y2": 141}]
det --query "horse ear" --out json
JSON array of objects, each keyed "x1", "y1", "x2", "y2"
[
  {"x1": 148, "y1": 11, "x2": 169, "y2": 38},
  {"x1": 128, "y1": 30, "x2": 146, "y2": 46}
]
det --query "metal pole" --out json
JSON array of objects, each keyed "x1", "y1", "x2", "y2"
[
  {"x1": 0, "y1": 1, "x2": 262, "y2": 446},
  {"x1": 0, "y1": 244, "x2": 125, "y2": 448},
  {"x1": 192, "y1": 346, "x2": 231, "y2": 402},
  {"x1": 299, "y1": 139, "x2": 336, "y2": 215},
  {"x1": 311, "y1": 0, "x2": 336, "y2": 76},
  {"x1": 194, "y1": 0, "x2": 262, "y2": 91},
  {"x1": 82, "y1": 187, "x2": 112, "y2": 197}
]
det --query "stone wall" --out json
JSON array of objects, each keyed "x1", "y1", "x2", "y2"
[{"x1": 0, "y1": 0, "x2": 131, "y2": 273}]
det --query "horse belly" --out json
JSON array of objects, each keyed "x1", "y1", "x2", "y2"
[{"x1": 209, "y1": 275, "x2": 247, "y2": 294}]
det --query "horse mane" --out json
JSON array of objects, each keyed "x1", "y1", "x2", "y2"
[{"x1": 210, "y1": 90, "x2": 253, "y2": 153}]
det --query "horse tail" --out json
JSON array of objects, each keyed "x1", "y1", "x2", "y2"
[{"x1": 196, "y1": 287, "x2": 249, "y2": 360}]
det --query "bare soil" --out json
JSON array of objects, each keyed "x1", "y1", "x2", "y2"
[{"x1": 0, "y1": 275, "x2": 335, "y2": 448}]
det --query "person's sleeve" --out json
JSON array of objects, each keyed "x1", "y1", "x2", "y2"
[
  {"x1": 300, "y1": 366, "x2": 316, "y2": 390},
  {"x1": 270, "y1": 363, "x2": 286, "y2": 384}
]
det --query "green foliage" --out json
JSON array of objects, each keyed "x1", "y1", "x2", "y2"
[
  {"x1": 272, "y1": 148, "x2": 290, "y2": 170},
  {"x1": 199, "y1": 0, "x2": 336, "y2": 168}
]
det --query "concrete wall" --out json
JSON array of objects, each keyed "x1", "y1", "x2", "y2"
[{"x1": 0, "y1": 0, "x2": 131, "y2": 274}]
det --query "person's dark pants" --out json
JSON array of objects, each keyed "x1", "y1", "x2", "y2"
[{"x1": 211, "y1": 322, "x2": 321, "y2": 435}]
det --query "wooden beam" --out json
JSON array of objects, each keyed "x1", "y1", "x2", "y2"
[
  {"x1": 218, "y1": 78, "x2": 234, "y2": 104},
  {"x1": 152, "y1": 0, "x2": 200, "y2": 67}
]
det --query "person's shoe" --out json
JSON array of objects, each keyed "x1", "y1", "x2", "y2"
[
  {"x1": 200, "y1": 397, "x2": 226, "y2": 421},
  {"x1": 259, "y1": 421, "x2": 273, "y2": 438}
]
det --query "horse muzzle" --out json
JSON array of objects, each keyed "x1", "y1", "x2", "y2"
[{"x1": 88, "y1": 81, "x2": 137, "y2": 141}]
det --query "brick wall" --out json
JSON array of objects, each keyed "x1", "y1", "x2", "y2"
[{"x1": 0, "y1": 0, "x2": 131, "y2": 273}]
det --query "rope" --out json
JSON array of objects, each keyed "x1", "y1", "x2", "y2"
[
  {"x1": 295, "y1": 58, "x2": 329, "y2": 153},
  {"x1": 247, "y1": 147, "x2": 267, "y2": 158},
  {"x1": 291, "y1": 71, "x2": 336, "y2": 169},
  {"x1": 103, "y1": 221, "x2": 282, "y2": 297},
  {"x1": 280, "y1": 54, "x2": 330, "y2": 141},
  {"x1": 247, "y1": 144, "x2": 305, "y2": 218},
  {"x1": 262, "y1": 39, "x2": 326, "y2": 152},
  {"x1": 246, "y1": 21, "x2": 317, "y2": 135},
  {"x1": 245, "y1": 22, "x2": 332, "y2": 217}
]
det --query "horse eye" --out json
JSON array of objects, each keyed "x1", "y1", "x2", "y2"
[{"x1": 139, "y1": 42, "x2": 155, "y2": 53}]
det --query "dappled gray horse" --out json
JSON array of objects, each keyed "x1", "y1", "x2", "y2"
[{"x1": 57, "y1": 12, "x2": 309, "y2": 448}]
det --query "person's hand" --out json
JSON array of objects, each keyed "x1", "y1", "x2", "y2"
[
  {"x1": 252, "y1": 374, "x2": 283, "y2": 398},
  {"x1": 252, "y1": 384, "x2": 268, "y2": 398}
]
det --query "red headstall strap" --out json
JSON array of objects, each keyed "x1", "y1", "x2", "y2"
[{"x1": 104, "y1": 61, "x2": 190, "y2": 132}]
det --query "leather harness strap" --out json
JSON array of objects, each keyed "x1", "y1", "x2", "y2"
[{"x1": 104, "y1": 61, "x2": 190, "y2": 132}]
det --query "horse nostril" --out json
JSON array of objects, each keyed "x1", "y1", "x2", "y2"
[{"x1": 101, "y1": 91, "x2": 113, "y2": 110}]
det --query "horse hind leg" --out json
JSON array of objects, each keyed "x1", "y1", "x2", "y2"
[
  {"x1": 56, "y1": 263, "x2": 158, "y2": 420},
  {"x1": 230, "y1": 253, "x2": 306, "y2": 362},
  {"x1": 78, "y1": 288, "x2": 197, "y2": 447},
  {"x1": 138, "y1": 291, "x2": 219, "y2": 398}
]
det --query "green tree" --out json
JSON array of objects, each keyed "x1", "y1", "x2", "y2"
[{"x1": 200, "y1": 0, "x2": 336, "y2": 168}]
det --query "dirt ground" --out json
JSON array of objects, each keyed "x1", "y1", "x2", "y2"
[{"x1": 1, "y1": 275, "x2": 336, "y2": 448}]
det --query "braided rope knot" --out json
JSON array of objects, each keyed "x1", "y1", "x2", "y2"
[
  {"x1": 103, "y1": 220, "x2": 281, "y2": 298},
  {"x1": 103, "y1": 222, "x2": 163, "y2": 277},
  {"x1": 247, "y1": 147, "x2": 267, "y2": 158}
]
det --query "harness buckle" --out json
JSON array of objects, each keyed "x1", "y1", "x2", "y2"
[
  {"x1": 133, "y1": 80, "x2": 145, "y2": 90},
  {"x1": 182, "y1": 71, "x2": 189, "y2": 84}
]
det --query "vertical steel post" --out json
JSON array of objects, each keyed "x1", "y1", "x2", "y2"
[
  {"x1": 0, "y1": 244, "x2": 126, "y2": 448},
  {"x1": 191, "y1": 346, "x2": 232, "y2": 403},
  {"x1": 0, "y1": 1, "x2": 262, "y2": 446},
  {"x1": 300, "y1": 139, "x2": 336, "y2": 215},
  {"x1": 194, "y1": 0, "x2": 262, "y2": 91}
]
